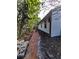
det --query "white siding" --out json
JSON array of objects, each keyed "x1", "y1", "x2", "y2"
[
  {"x1": 38, "y1": 6, "x2": 61, "y2": 37},
  {"x1": 51, "y1": 8, "x2": 61, "y2": 37},
  {"x1": 38, "y1": 20, "x2": 50, "y2": 34}
]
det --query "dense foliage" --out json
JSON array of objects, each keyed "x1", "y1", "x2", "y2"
[
  {"x1": 27, "y1": 0, "x2": 40, "y2": 31},
  {"x1": 17, "y1": 0, "x2": 28, "y2": 39},
  {"x1": 17, "y1": 0, "x2": 40, "y2": 39}
]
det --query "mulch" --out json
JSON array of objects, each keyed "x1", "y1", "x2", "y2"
[{"x1": 24, "y1": 31, "x2": 40, "y2": 59}]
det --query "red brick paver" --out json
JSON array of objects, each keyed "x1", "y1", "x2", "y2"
[{"x1": 24, "y1": 31, "x2": 40, "y2": 59}]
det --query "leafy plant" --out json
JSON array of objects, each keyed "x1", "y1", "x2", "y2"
[
  {"x1": 17, "y1": 0, "x2": 40, "y2": 39},
  {"x1": 27, "y1": 0, "x2": 40, "y2": 31}
]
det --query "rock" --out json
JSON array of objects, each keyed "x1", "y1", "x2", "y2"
[
  {"x1": 47, "y1": 51, "x2": 54, "y2": 58},
  {"x1": 57, "y1": 52, "x2": 60, "y2": 55},
  {"x1": 17, "y1": 40, "x2": 29, "y2": 58},
  {"x1": 38, "y1": 31, "x2": 61, "y2": 59}
]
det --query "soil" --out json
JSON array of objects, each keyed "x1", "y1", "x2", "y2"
[
  {"x1": 38, "y1": 30, "x2": 61, "y2": 59},
  {"x1": 22, "y1": 30, "x2": 61, "y2": 59},
  {"x1": 24, "y1": 31, "x2": 40, "y2": 59}
]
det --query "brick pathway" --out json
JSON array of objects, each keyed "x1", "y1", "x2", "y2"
[{"x1": 24, "y1": 31, "x2": 40, "y2": 59}]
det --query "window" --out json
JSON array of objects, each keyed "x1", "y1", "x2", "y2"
[
  {"x1": 44, "y1": 21, "x2": 47, "y2": 28},
  {"x1": 48, "y1": 17, "x2": 51, "y2": 22}
]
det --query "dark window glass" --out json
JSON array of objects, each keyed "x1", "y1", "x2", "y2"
[
  {"x1": 48, "y1": 17, "x2": 51, "y2": 22},
  {"x1": 44, "y1": 21, "x2": 47, "y2": 28}
]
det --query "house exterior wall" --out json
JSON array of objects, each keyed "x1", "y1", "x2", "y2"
[
  {"x1": 38, "y1": 6, "x2": 61, "y2": 37},
  {"x1": 38, "y1": 19, "x2": 50, "y2": 34},
  {"x1": 51, "y1": 6, "x2": 61, "y2": 37}
]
